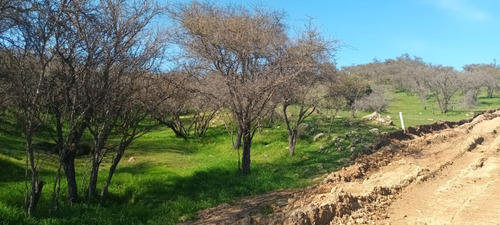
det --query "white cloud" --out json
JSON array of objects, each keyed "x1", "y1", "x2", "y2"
[{"x1": 425, "y1": 0, "x2": 489, "y2": 21}]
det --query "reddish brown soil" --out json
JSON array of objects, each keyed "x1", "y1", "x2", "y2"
[{"x1": 182, "y1": 110, "x2": 500, "y2": 225}]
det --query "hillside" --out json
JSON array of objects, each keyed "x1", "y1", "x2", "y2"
[
  {"x1": 1, "y1": 92, "x2": 499, "y2": 224},
  {"x1": 183, "y1": 110, "x2": 500, "y2": 224}
]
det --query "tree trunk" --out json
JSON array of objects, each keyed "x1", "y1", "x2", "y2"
[
  {"x1": 233, "y1": 128, "x2": 242, "y2": 149},
  {"x1": 87, "y1": 159, "x2": 100, "y2": 203},
  {"x1": 328, "y1": 109, "x2": 339, "y2": 137},
  {"x1": 159, "y1": 118, "x2": 188, "y2": 139},
  {"x1": 28, "y1": 181, "x2": 44, "y2": 216},
  {"x1": 88, "y1": 137, "x2": 107, "y2": 203},
  {"x1": 487, "y1": 87, "x2": 494, "y2": 98},
  {"x1": 62, "y1": 150, "x2": 78, "y2": 204},
  {"x1": 241, "y1": 127, "x2": 252, "y2": 175},
  {"x1": 437, "y1": 97, "x2": 449, "y2": 114},
  {"x1": 101, "y1": 136, "x2": 133, "y2": 203},
  {"x1": 288, "y1": 129, "x2": 298, "y2": 156},
  {"x1": 350, "y1": 106, "x2": 356, "y2": 118},
  {"x1": 26, "y1": 128, "x2": 43, "y2": 216},
  {"x1": 50, "y1": 162, "x2": 62, "y2": 213},
  {"x1": 101, "y1": 150, "x2": 123, "y2": 203}
]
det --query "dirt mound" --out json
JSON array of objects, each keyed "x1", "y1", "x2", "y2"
[{"x1": 181, "y1": 110, "x2": 500, "y2": 225}]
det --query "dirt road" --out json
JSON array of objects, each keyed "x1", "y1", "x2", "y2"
[{"x1": 184, "y1": 110, "x2": 500, "y2": 225}]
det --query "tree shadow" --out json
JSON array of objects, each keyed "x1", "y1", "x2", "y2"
[
  {"x1": 0, "y1": 157, "x2": 25, "y2": 182},
  {"x1": 0, "y1": 137, "x2": 25, "y2": 160},
  {"x1": 0, "y1": 116, "x2": 23, "y2": 137},
  {"x1": 102, "y1": 164, "x2": 299, "y2": 223}
]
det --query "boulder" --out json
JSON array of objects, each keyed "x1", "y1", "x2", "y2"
[
  {"x1": 362, "y1": 112, "x2": 381, "y2": 121},
  {"x1": 362, "y1": 112, "x2": 393, "y2": 126}
]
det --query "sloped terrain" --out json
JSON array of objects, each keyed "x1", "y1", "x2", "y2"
[{"x1": 182, "y1": 110, "x2": 500, "y2": 225}]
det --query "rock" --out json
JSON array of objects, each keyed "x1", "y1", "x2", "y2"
[
  {"x1": 362, "y1": 112, "x2": 393, "y2": 125},
  {"x1": 362, "y1": 112, "x2": 381, "y2": 121},
  {"x1": 377, "y1": 117, "x2": 394, "y2": 126},
  {"x1": 369, "y1": 128, "x2": 380, "y2": 135},
  {"x1": 313, "y1": 133, "x2": 325, "y2": 141},
  {"x1": 276, "y1": 199, "x2": 288, "y2": 207},
  {"x1": 128, "y1": 156, "x2": 136, "y2": 162}
]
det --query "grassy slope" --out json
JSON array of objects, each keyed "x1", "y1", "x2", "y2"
[
  {"x1": 0, "y1": 91, "x2": 499, "y2": 224},
  {"x1": 384, "y1": 91, "x2": 499, "y2": 128}
]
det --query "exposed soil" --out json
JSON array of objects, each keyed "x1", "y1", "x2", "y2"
[{"x1": 181, "y1": 110, "x2": 500, "y2": 225}]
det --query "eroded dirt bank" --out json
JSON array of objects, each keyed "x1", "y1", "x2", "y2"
[{"x1": 183, "y1": 110, "x2": 500, "y2": 225}]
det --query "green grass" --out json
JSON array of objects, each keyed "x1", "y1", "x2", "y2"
[
  {"x1": 1, "y1": 89, "x2": 499, "y2": 224},
  {"x1": 381, "y1": 90, "x2": 500, "y2": 128}
]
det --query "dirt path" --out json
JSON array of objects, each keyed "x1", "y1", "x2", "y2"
[{"x1": 182, "y1": 110, "x2": 500, "y2": 225}]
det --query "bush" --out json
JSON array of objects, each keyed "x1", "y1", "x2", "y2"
[
  {"x1": 354, "y1": 86, "x2": 391, "y2": 113},
  {"x1": 462, "y1": 89, "x2": 479, "y2": 109}
]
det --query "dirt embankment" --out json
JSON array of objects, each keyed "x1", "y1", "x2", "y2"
[{"x1": 182, "y1": 110, "x2": 500, "y2": 225}]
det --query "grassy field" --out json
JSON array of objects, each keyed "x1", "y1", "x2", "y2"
[
  {"x1": 1, "y1": 90, "x2": 499, "y2": 224},
  {"x1": 381, "y1": 90, "x2": 500, "y2": 128}
]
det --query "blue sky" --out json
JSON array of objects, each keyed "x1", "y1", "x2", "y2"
[{"x1": 177, "y1": 0, "x2": 500, "y2": 70}]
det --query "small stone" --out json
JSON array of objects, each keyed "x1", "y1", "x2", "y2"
[
  {"x1": 369, "y1": 128, "x2": 380, "y2": 135},
  {"x1": 356, "y1": 218, "x2": 365, "y2": 223},
  {"x1": 313, "y1": 133, "x2": 325, "y2": 141},
  {"x1": 276, "y1": 199, "x2": 288, "y2": 207}
]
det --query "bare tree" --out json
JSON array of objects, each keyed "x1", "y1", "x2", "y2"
[
  {"x1": 382, "y1": 54, "x2": 428, "y2": 96},
  {"x1": 170, "y1": 1, "x2": 289, "y2": 174},
  {"x1": 461, "y1": 66, "x2": 487, "y2": 109},
  {"x1": 279, "y1": 24, "x2": 336, "y2": 156},
  {"x1": 319, "y1": 64, "x2": 346, "y2": 136},
  {"x1": 100, "y1": 73, "x2": 167, "y2": 202},
  {"x1": 424, "y1": 65, "x2": 461, "y2": 114},
  {"x1": 82, "y1": 0, "x2": 166, "y2": 203},
  {"x1": 4, "y1": 0, "x2": 57, "y2": 215},
  {"x1": 0, "y1": 0, "x2": 24, "y2": 45},
  {"x1": 155, "y1": 70, "x2": 219, "y2": 139},
  {"x1": 0, "y1": 0, "x2": 22, "y2": 114},
  {"x1": 332, "y1": 71, "x2": 371, "y2": 118},
  {"x1": 46, "y1": 0, "x2": 97, "y2": 205},
  {"x1": 463, "y1": 63, "x2": 500, "y2": 98},
  {"x1": 354, "y1": 85, "x2": 391, "y2": 113}
]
